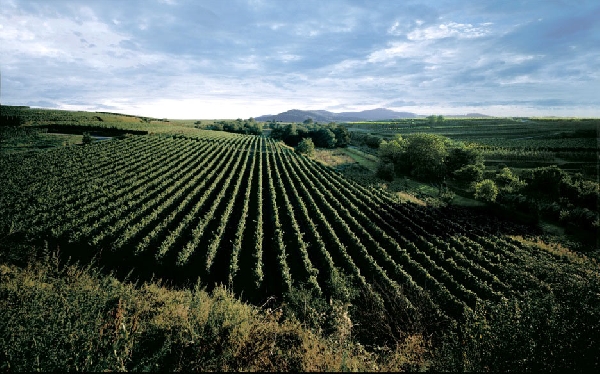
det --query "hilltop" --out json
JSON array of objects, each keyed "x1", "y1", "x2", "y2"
[
  {"x1": 255, "y1": 108, "x2": 418, "y2": 122},
  {"x1": 255, "y1": 108, "x2": 490, "y2": 122}
]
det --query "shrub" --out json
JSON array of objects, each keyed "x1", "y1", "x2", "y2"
[
  {"x1": 376, "y1": 162, "x2": 395, "y2": 181},
  {"x1": 295, "y1": 138, "x2": 315, "y2": 156},
  {"x1": 82, "y1": 132, "x2": 93, "y2": 145},
  {"x1": 453, "y1": 163, "x2": 484, "y2": 184},
  {"x1": 474, "y1": 179, "x2": 499, "y2": 202}
]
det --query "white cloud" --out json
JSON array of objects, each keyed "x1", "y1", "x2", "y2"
[
  {"x1": 387, "y1": 21, "x2": 401, "y2": 35},
  {"x1": 407, "y1": 22, "x2": 492, "y2": 40},
  {"x1": 1, "y1": 0, "x2": 598, "y2": 118},
  {"x1": 367, "y1": 42, "x2": 425, "y2": 62}
]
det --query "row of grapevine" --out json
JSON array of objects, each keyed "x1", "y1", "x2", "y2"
[{"x1": 0, "y1": 131, "x2": 567, "y2": 325}]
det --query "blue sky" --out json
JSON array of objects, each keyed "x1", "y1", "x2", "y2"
[{"x1": 1, "y1": 0, "x2": 599, "y2": 119}]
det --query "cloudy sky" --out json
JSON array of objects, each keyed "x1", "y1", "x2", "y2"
[{"x1": 1, "y1": 0, "x2": 599, "y2": 119}]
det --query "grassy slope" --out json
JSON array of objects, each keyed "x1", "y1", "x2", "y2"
[
  {"x1": 312, "y1": 146, "x2": 485, "y2": 208},
  {"x1": 0, "y1": 249, "x2": 427, "y2": 372}
]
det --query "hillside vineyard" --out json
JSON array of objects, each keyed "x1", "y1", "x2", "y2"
[{"x1": 0, "y1": 133, "x2": 562, "y2": 321}]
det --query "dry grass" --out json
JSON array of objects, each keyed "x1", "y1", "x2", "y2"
[
  {"x1": 509, "y1": 235, "x2": 592, "y2": 265},
  {"x1": 312, "y1": 148, "x2": 357, "y2": 168},
  {"x1": 395, "y1": 191, "x2": 428, "y2": 206}
]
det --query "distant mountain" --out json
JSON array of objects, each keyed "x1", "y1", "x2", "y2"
[
  {"x1": 336, "y1": 108, "x2": 418, "y2": 121},
  {"x1": 448, "y1": 113, "x2": 492, "y2": 118},
  {"x1": 255, "y1": 108, "x2": 418, "y2": 122}
]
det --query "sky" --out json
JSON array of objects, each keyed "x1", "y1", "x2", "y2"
[{"x1": 1, "y1": 0, "x2": 599, "y2": 119}]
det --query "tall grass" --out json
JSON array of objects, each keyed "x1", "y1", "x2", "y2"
[{"x1": 0, "y1": 249, "x2": 429, "y2": 372}]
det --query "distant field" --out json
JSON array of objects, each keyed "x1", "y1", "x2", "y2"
[{"x1": 346, "y1": 117, "x2": 599, "y2": 181}]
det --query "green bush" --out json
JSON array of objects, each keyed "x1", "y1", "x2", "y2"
[
  {"x1": 82, "y1": 132, "x2": 93, "y2": 145},
  {"x1": 474, "y1": 179, "x2": 499, "y2": 202},
  {"x1": 295, "y1": 138, "x2": 315, "y2": 156},
  {"x1": 376, "y1": 162, "x2": 395, "y2": 181},
  {"x1": 453, "y1": 163, "x2": 484, "y2": 184},
  {"x1": 0, "y1": 255, "x2": 428, "y2": 372}
]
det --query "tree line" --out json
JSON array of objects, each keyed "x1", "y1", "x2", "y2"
[
  {"x1": 198, "y1": 118, "x2": 264, "y2": 136},
  {"x1": 375, "y1": 133, "x2": 599, "y2": 233},
  {"x1": 270, "y1": 121, "x2": 350, "y2": 150}
]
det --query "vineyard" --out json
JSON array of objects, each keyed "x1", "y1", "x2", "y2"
[{"x1": 1, "y1": 130, "x2": 591, "y2": 326}]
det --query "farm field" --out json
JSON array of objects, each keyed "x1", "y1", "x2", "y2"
[
  {"x1": 0, "y1": 128, "x2": 595, "y2": 299},
  {"x1": 1, "y1": 106, "x2": 599, "y2": 371},
  {"x1": 345, "y1": 117, "x2": 598, "y2": 177},
  {"x1": 1, "y1": 132, "x2": 535, "y2": 313}
]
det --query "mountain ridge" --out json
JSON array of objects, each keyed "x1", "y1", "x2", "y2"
[{"x1": 255, "y1": 108, "x2": 489, "y2": 122}]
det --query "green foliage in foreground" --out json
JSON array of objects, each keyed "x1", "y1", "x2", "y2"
[
  {"x1": 0, "y1": 252, "x2": 429, "y2": 372},
  {"x1": 2, "y1": 241, "x2": 599, "y2": 372}
]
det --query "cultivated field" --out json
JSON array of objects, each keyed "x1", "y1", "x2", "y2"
[{"x1": 0, "y1": 128, "x2": 592, "y2": 317}]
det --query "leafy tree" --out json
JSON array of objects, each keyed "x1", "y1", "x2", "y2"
[
  {"x1": 495, "y1": 167, "x2": 526, "y2": 194},
  {"x1": 376, "y1": 162, "x2": 395, "y2": 181},
  {"x1": 312, "y1": 128, "x2": 336, "y2": 148},
  {"x1": 426, "y1": 115, "x2": 444, "y2": 124},
  {"x1": 521, "y1": 166, "x2": 568, "y2": 201},
  {"x1": 284, "y1": 123, "x2": 298, "y2": 137},
  {"x1": 474, "y1": 179, "x2": 499, "y2": 202},
  {"x1": 271, "y1": 123, "x2": 302, "y2": 145},
  {"x1": 446, "y1": 144, "x2": 483, "y2": 174},
  {"x1": 453, "y1": 164, "x2": 484, "y2": 184},
  {"x1": 378, "y1": 136, "x2": 408, "y2": 173},
  {"x1": 295, "y1": 138, "x2": 315, "y2": 156},
  {"x1": 270, "y1": 124, "x2": 286, "y2": 140},
  {"x1": 404, "y1": 133, "x2": 449, "y2": 181},
  {"x1": 379, "y1": 134, "x2": 452, "y2": 181},
  {"x1": 82, "y1": 132, "x2": 93, "y2": 145},
  {"x1": 332, "y1": 125, "x2": 350, "y2": 148},
  {"x1": 303, "y1": 118, "x2": 314, "y2": 125}
]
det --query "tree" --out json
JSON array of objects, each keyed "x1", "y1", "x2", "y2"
[
  {"x1": 378, "y1": 136, "x2": 408, "y2": 173},
  {"x1": 303, "y1": 118, "x2": 314, "y2": 125},
  {"x1": 404, "y1": 133, "x2": 449, "y2": 181},
  {"x1": 295, "y1": 138, "x2": 315, "y2": 156},
  {"x1": 376, "y1": 162, "x2": 395, "y2": 181},
  {"x1": 495, "y1": 167, "x2": 525, "y2": 194},
  {"x1": 312, "y1": 128, "x2": 336, "y2": 148},
  {"x1": 284, "y1": 123, "x2": 298, "y2": 138},
  {"x1": 523, "y1": 165, "x2": 575, "y2": 200},
  {"x1": 82, "y1": 132, "x2": 93, "y2": 145},
  {"x1": 332, "y1": 125, "x2": 350, "y2": 148},
  {"x1": 453, "y1": 164, "x2": 484, "y2": 184},
  {"x1": 379, "y1": 134, "x2": 453, "y2": 181},
  {"x1": 446, "y1": 144, "x2": 483, "y2": 174},
  {"x1": 426, "y1": 115, "x2": 444, "y2": 124},
  {"x1": 474, "y1": 179, "x2": 499, "y2": 202}
]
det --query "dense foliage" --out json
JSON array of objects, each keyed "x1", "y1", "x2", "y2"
[
  {"x1": 295, "y1": 137, "x2": 315, "y2": 156},
  {"x1": 378, "y1": 134, "x2": 484, "y2": 183},
  {"x1": 200, "y1": 118, "x2": 264, "y2": 135},
  {"x1": 270, "y1": 122, "x2": 350, "y2": 148},
  {"x1": 2, "y1": 256, "x2": 430, "y2": 372}
]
